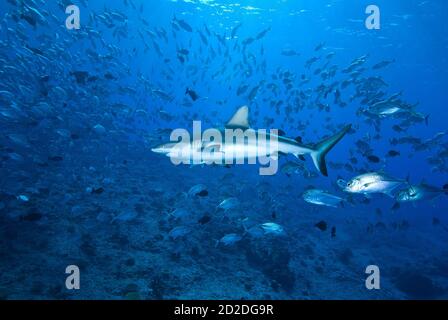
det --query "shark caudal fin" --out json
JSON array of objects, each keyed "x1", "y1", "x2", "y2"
[{"x1": 310, "y1": 125, "x2": 352, "y2": 177}]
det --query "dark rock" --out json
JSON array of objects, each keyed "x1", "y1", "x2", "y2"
[
  {"x1": 336, "y1": 248, "x2": 353, "y2": 265},
  {"x1": 124, "y1": 258, "x2": 135, "y2": 266},
  {"x1": 245, "y1": 241, "x2": 295, "y2": 293},
  {"x1": 395, "y1": 272, "x2": 445, "y2": 299},
  {"x1": 198, "y1": 215, "x2": 211, "y2": 225}
]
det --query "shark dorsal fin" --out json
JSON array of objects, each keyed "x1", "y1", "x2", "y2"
[{"x1": 226, "y1": 106, "x2": 250, "y2": 130}]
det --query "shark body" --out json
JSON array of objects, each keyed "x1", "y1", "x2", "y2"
[{"x1": 152, "y1": 106, "x2": 351, "y2": 176}]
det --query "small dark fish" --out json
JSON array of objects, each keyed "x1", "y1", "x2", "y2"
[
  {"x1": 247, "y1": 85, "x2": 260, "y2": 101},
  {"x1": 237, "y1": 84, "x2": 249, "y2": 96},
  {"x1": 104, "y1": 73, "x2": 117, "y2": 80},
  {"x1": 186, "y1": 88, "x2": 199, "y2": 101},
  {"x1": 391, "y1": 202, "x2": 400, "y2": 211},
  {"x1": 294, "y1": 136, "x2": 302, "y2": 144},
  {"x1": 277, "y1": 129, "x2": 286, "y2": 136},
  {"x1": 432, "y1": 217, "x2": 440, "y2": 226},
  {"x1": 197, "y1": 190, "x2": 208, "y2": 197},
  {"x1": 177, "y1": 48, "x2": 189, "y2": 55},
  {"x1": 315, "y1": 220, "x2": 327, "y2": 231},
  {"x1": 20, "y1": 212, "x2": 43, "y2": 222},
  {"x1": 174, "y1": 16, "x2": 193, "y2": 32},
  {"x1": 87, "y1": 76, "x2": 99, "y2": 82},
  {"x1": 281, "y1": 49, "x2": 299, "y2": 56},
  {"x1": 26, "y1": 45, "x2": 45, "y2": 56},
  {"x1": 360, "y1": 198, "x2": 370, "y2": 205},
  {"x1": 198, "y1": 31, "x2": 208, "y2": 45},
  {"x1": 255, "y1": 27, "x2": 271, "y2": 40},
  {"x1": 443, "y1": 184, "x2": 448, "y2": 191},
  {"x1": 387, "y1": 150, "x2": 400, "y2": 157},
  {"x1": 40, "y1": 75, "x2": 50, "y2": 82},
  {"x1": 48, "y1": 156, "x2": 63, "y2": 162},
  {"x1": 367, "y1": 155, "x2": 380, "y2": 163},
  {"x1": 21, "y1": 14, "x2": 37, "y2": 27},
  {"x1": 315, "y1": 42, "x2": 325, "y2": 51},
  {"x1": 242, "y1": 37, "x2": 255, "y2": 46},
  {"x1": 231, "y1": 23, "x2": 242, "y2": 38},
  {"x1": 198, "y1": 215, "x2": 211, "y2": 224},
  {"x1": 375, "y1": 222, "x2": 387, "y2": 230},
  {"x1": 92, "y1": 187, "x2": 104, "y2": 194},
  {"x1": 71, "y1": 71, "x2": 89, "y2": 84},
  {"x1": 372, "y1": 59, "x2": 395, "y2": 70},
  {"x1": 331, "y1": 226, "x2": 336, "y2": 238}
]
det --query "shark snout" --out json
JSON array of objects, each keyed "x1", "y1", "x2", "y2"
[{"x1": 151, "y1": 143, "x2": 176, "y2": 154}]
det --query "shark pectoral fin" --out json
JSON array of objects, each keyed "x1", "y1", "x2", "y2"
[
  {"x1": 391, "y1": 202, "x2": 400, "y2": 211},
  {"x1": 201, "y1": 143, "x2": 222, "y2": 153},
  {"x1": 384, "y1": 190, "x2": 396, "y2": 199},
  {"x1": 225, "y1": 105, "x2": 250, "y2": 129},
  {"x1": 291, "y1": 152, "x2": 302, "y2": 160}
]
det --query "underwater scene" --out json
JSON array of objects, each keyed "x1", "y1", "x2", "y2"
[{"x1": 0, "y1": 0, "x2": 447, "y2": 300}]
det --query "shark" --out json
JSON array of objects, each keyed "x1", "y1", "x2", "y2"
[{"x1": 151, "y1": 106, "x2": 351, "y2": 176}]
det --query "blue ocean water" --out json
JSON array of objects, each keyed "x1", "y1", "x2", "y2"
[{"x1": 0, "y1": 0, "x2": 447, "y2": 300}]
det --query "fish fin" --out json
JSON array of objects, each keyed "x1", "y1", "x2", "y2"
[
  {"x1": 310, "y1": 125, "x2": 351, "y2": 176},
  {"x1": 201, "y1": 142, "x2": 222, "y2": 153},
  {"x1": 405, "y1": 173, "x2": 411, "y2": 184},
  {"x1": 384, "y1": 190, "x2": 396, "y2": 199},
  {"x1": 189, "y1": 163, "x2": 205, "y2": 168},
  {"x1": 225, "y1": 105, "x2": 250, "y2": 129}
]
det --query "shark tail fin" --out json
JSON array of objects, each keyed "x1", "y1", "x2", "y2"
[{"x1": 310, "y1": 125, "x2": 352, "y2": 177}]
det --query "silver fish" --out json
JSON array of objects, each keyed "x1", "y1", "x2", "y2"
[{"x1": 303, "y1": 189, "x2": 345, "y2": 208}]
